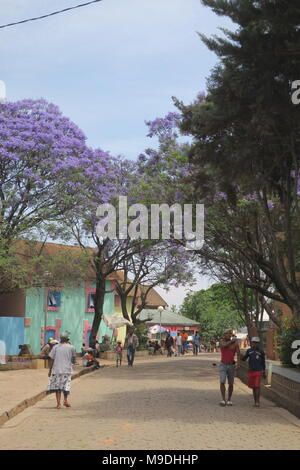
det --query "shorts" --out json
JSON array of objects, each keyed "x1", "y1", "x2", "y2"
[
  {"x1": 219, "y1": 363, "x2": 235, "y2": 385},
  {"x1": 117, "y1": 353, "x2": 122, "y2": 360},
  {"x1": 248, "y1": 371, "x2": 262, "y2": 388}
]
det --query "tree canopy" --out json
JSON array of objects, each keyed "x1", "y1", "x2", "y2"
[{"x1": 180, "y1": 283, "x2": 245, "y2": 341}]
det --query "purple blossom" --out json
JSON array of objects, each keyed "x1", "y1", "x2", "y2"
[
  {"x1": 145, "y1": 112, "x2": 181, "y2": 140},
  {"x1": 0, "y1": 98, "x2": 116, "y2": 238},
  {"x1": 297, "y1": 178, "x2": 300, "y2": 197},
  {"x1": 215, "y1": 191, "x2": 227, "y2": 200}
]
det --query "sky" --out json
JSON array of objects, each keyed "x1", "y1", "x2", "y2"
[{"x1": 0, "y1": 0, "x2": 233, "y2": 307}]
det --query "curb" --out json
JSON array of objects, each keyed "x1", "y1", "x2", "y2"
[
  {"x1": 0, "y1": 357, "x2": 196, "y2": 427},
  {"x1": 0, "y1": 365, "x2": 99, "y2": 427}
]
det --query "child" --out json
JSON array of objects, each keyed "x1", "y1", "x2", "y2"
[
  {"x1": 115, "y1": 341, "x2": 123, "y2": 367},
  {"x1": 242, "y1": 337, "x2": 266, "y2": 407}
]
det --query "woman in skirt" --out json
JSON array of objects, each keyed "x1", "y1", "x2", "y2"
[{"x1": 47, "y1": 332, "x2": 76, "y2": 409}]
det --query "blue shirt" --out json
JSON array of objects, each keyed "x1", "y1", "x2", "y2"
[
  {"x1": 242, "y1": 348, "x2": 265, "y2": 372},
  {"x1": 192, "y1": 334, "x2": 200, "y2": 345}
]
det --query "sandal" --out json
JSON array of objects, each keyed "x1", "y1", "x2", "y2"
[
  {"x1": 55, "y1": 404, "x2": 61, "y2": 409},
  {"x1": 63, "y1": 401, "x2": 71, "y2": 407}
]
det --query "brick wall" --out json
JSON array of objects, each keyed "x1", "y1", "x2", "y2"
[{"x1": 237, "y1": 359, "x2": 300, "y2": 418}]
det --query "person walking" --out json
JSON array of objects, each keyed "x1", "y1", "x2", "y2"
[
  {"x1": 165, "y1": 333, "x2": 174, "y2": 357},
  {"x1": 47, "y1": 332, "x2": 76, "y2": 409},
  {"x1": 242, "y1": 337, "x2": 266, "y2": 408},
  {"x1": 219, "y1": 329, "x2": 240, "y2": 406},
  {"x1": 125, "y1": 329, "x2": 139, "y2": 366},
  {"x1": 176, "y1": 332, "x2": 183, "y2": 356},
  {"x1": 115, "y1": 341, "x2": 123, "y2": 367},
  {"x1": 192, "y1": 332, "x2": 201, "y2": 356},
  {"x1": 181, "y1": 333, "x2": 188, "y2": 355}
]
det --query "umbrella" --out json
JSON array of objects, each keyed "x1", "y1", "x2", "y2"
[{"x1": 148, "y1": 325, "x2": 168, "y2": 334}]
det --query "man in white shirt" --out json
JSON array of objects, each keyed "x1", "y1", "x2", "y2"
[
  {"x1": 176, "y1": 333, "x2": 183, "y2": 356},
  {"x1": 47, "y1": 332, "x2": 76, "y2": 409}
]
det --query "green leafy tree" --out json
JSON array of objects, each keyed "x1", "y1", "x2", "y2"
[
  {"x1": 180, "y1": 283, "x2": 245, "y2": 341},
  {"x1": 277, "y1": 317, "x2": 300, "y2": 368},
  {"x1": 134, "y1": 323, "x2": 149, "y2": 350},
  {"x1": 176, "y1": 0, "x2": 300, "y2": 317}
]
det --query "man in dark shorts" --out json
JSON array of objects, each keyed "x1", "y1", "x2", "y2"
[
  {"x1": 219, "y1": 329, "x2": 240, "y2": 406},
  {"x1": 242, "y1": 337, "x2": 266, "y2": 407}
]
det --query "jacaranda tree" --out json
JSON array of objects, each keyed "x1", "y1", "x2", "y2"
[{"x1": 0, "y1": 98, "x2": 112, "y2": 292}]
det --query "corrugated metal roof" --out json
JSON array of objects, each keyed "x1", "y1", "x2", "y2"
[{"x1": 138, "y1": 309, "x2": 201, "y2": 326}]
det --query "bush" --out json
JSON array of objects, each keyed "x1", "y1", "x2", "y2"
[
  {"x1": 99, "y1": 343, "x2": 111, "y2": 352},
  {"x1": 135, "y1": 324, "x2": 149, "y2": 350},
  {"x1": 277, "y1": 318, "x2": 300, "y2": 369}
]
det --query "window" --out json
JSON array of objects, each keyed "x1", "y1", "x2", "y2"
[
  {"x1": 86, "y1": 281, "x2": 96, "y2": 313},
  {"x1": 47, "y1": 290, "x2": 61, "y2": 310},
  {"x1": 88, "y1": 293, "x2": 95, "y2": 310},
  {"x1": 45, "y1": 329, "x2": 56, "y2": 343}
]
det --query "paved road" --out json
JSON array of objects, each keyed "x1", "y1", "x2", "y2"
[{"x1": 0, "y1": 354, "x2": 299, "y2": 450}]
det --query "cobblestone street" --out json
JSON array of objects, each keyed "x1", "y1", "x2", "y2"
[{"x1": 0, "y1": 354, "x2": 299, "y2": 450}]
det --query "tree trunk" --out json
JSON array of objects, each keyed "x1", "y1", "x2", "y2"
[
  {"x1": 120, "y1": 294, "x2": 131, "y2": 323},
  {"x1": 89, "y1": 277, "x2": 106, "y2": 348}
]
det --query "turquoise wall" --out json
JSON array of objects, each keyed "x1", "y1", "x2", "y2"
[
  {"x1": 24, "y1": 281, "x2": 115, "y2": 354},
  {"x1": 0, "y1": 317, "x2": 24, "y2": 355},
  {"x1": 24, "y1": 287, "x2": 44, "y2": 355}
]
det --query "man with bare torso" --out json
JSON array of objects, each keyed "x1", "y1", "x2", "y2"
[{"x1": 219, "y1": 329, "x2": 240, "y2": 406}]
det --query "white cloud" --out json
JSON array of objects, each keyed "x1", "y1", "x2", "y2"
[{"x1": 156, "y1": 275, "x2": 214, "y2": 310}]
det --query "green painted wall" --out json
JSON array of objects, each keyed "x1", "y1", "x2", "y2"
[
  {"x1": 24, "y1": 281, "x2": 115, "y2": 354},
  {"x1": 24, "y1": 287, "x2": 44, "y2": 355}
]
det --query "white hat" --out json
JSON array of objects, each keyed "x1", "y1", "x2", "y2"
[
  {"x1": 50, "y1": 340, "x2": 59, "y2": 344},
  {"x1": 251, "y1": 337, "x2": 260, "y2": 342}
]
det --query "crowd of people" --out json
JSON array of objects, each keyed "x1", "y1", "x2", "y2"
[
  {"x1": 146, "y1": 331, "x2": 221, "y2": 357},
  {"x1": 42, "y1": 327, "x2": 265, "y2": 410}
]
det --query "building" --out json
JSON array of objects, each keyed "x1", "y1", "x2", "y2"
[
  {"x1": 0, "y1": 242, "x2": 168, "y2": 355},
  {"x1": 138, "y1": 308, "x2": 201, "y2": 337}
]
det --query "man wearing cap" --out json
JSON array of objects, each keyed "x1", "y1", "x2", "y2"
[
  {"x1": 242, "y1": 337, "x2": 266, "y2": 407},
  {"x1": 40, "y1": 338, "x2": 53, "y2": 358},
  {"x1": 219, "y1": 329, "x2": 241, "y2": 406}
]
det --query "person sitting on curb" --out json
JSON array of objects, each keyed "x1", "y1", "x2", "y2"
[
  {"x1": 41, "y1": 338, "x2": 53, "y2": 358},
  {"x1": 84, "y1": 348, "x2": 100, "y2": 369},
  {"x1": 242, "y1": 337, "x2": 266, "y2": 408}
]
